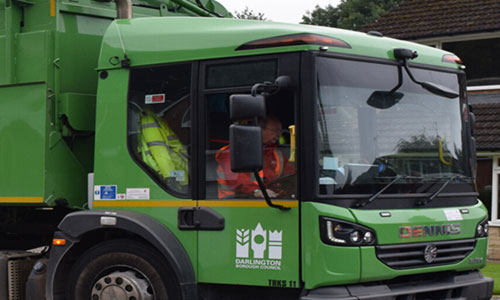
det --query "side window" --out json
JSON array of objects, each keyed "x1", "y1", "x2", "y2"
[
  {"x1": 204, "y1": 59, "x2": 297, "y2": 200},
  {"x1": 128, "y1": 64, "x2": 191, "y2": 196}
]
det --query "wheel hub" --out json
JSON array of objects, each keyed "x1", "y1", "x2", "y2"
[{"x1": 91, "y1": 270, "x2": 153, "y2": 300}]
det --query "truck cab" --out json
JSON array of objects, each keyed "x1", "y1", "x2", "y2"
[{"x1": 0, "y1": 1, "x2": 493, "y2": 299}]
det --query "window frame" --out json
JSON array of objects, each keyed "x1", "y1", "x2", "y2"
[
  {"x1": 302, "y1": 51, "x2": 478, "y2": 209},
  {"x1": 197, "y1": 53, "x2": 301, "y2": 200},
  {"x1": 126, "y1": 62, "x2": 197, "y2": 199}
]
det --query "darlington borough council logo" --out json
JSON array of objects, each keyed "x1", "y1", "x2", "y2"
[{"x1": 235, "y1": 223, "x2": 283, "y2": 270}]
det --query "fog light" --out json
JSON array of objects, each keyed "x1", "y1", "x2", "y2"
[
  {"x1": 350, "y1": 231, "x2": 361, "y2": 243},
  {"x1": 363, "y1": 232, "x2": 374, "y2": 243}
]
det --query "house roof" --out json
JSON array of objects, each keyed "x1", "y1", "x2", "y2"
[
  {"x1": 361, "y1": 0, "x2": 500, "y2": 40},
  {"x1": 470, "y1": 100, "x2": 500, "y2": 151}
]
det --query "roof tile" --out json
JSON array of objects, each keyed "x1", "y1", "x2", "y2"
[
  {"x1": 362, "y1": 0, "x2": 500, "y2": 39},
  {"x1": 470, "y1": 103, "x2": 500, "y2": 151}
]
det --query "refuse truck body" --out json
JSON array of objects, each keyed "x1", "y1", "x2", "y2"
[{"x1": 0, "y1": 0, "x2": 493, "y2": 299}]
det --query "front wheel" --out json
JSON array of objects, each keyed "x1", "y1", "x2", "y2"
[{"x1": 67, "y1": 239, "x2": 180, "y2": 300}]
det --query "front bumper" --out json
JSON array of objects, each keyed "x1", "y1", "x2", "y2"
[{"x1": 301, "y1": 270, "x2": 493, "y2": 300}]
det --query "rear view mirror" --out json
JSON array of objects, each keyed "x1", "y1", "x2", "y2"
[
  {"x1": 229, "y1": 94, "x2": 266, "y2": 121},
  {"x1": 230, "y1": 124, "x2": 263, "y2": 172},
  {"x1": 469, "y1": 111, "x2": 475, "y2": 136},
  {"x1": 367, "y1": 91, "x2": 404, "y2": 109},
  {"x1": 470, "y1": 136, "x2": 477, "y2": 179}
]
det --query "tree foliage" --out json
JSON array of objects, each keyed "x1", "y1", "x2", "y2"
[
  {"x1": 234, "y1": 7, "x2": 267, "y2": 20},
  {"x1": 302, "y1": 0, "x2": 404, "y2": 30},
  {"x1": 301, "y1": 4, "x2": 339, "y2": 28}
]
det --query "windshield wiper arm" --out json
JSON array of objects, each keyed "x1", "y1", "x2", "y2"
[
  {"x1": 418, "y1": 175, "x2": 462, "y2": 206},
  {"x1": 355, "y1": 175, "x2": 404, "y2": 208}
]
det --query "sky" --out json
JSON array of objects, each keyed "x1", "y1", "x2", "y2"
[{"x1": 216, "y1": 0, "x2": 341, "y2": 24}]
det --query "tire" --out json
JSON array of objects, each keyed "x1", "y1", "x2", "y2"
[{"x1": 66, "y1": 239, "x2": 180, "y2": 300}]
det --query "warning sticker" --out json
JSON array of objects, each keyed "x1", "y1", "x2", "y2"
[
  {"x1": 126, "y1": 188, "x2": 150, "y2": 200},
  {"x1": 444, "y1": 209, "x2": 463, "y2": 221},
  {"x1": 145, "y1": 94, "x2": 166, "y2": 104},
  {"x1": 94, "y1": 185, "x2": 117, "y2": 200},
  {"x1": 170, "y1": 170, "x2": 185, "y2": 182}
]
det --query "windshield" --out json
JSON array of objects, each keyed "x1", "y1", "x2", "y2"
[{"x1": 316, "y1": 57, "x2": 472, "y2": 196}]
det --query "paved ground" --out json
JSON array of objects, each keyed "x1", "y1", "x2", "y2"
[{"x1": 492, "y1": 296, "x2": 500, "y2": 299}]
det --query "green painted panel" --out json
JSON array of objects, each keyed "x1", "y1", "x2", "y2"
[
  {"x1": 351, "y1": 201, "x2": 488, "y2": 244},
  {"x1": 59, "y1": 92, "x2": 96, "y2": 130},
  {"x1": 197, "y1": 206, "x2": 299, "y2": 287},
  {"x1": 58, "y1": 13, "x2": 112, "y2": 94},
  {"x1": 22, "y1": 1, "x2": 53, "y2": 31},
  {"x1": 0, "y1": 37, "x2": 5, "y2": 83},
  {"x1": 301, "y1": 201, "x2": 488, "y2": 289},
  {"x1": 301, "y1": 202, "x2": 360, "y2": 289},
  {"x1": 0, "y1": 7, "x2": 5, "y2": 30},
  {"x1": 45, "y1": 130, "x2": 87, "y2": 207},
  {"x1": 99, "y1": 17, "x2": 462, "y2": 70},
  {"x1": 16, "y1": 30, "x2": 48, "y2": 83},
  {"x1": 0, "y1": 83, "x2": 46, "y2": 197}
]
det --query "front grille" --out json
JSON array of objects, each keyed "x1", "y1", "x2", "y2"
[{"x1": 376, "y1": 239, "x2": 476, "y2": 269}]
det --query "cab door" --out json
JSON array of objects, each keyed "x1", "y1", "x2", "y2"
[{"x1": 196, "y1": 53, "x2": 301, "y2": 289}]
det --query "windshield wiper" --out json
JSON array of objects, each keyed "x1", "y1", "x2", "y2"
[
  {"x1": 355, "y1": 175, "x2": 405, "y2": 208},
  {"x1": 418, "y1": 175, "x2": 468, "y2": 206}
]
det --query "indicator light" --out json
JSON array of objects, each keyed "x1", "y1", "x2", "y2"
[
  {"x1": 442, "y1": 54, "x2": 463, "y2": 64},
  {"x1": 326, "y1": 220, "x2": 347, "y2": 244},
  {"x1": 52, "y1": 239, "x2": 66, "y2": 246},
  {"x1": 236, "y1": 33, "x2": 352, "y2": 51}
]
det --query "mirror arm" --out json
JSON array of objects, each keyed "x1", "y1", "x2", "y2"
[
  {"x1": 251, "y1": 81, "x2": 275, "y2": 97},
  {"x1": 389, "y1": 65, "x2": 403, "y2": 94},
  {"x1": 401, "y1": 59, "x2": 423, "y2": 85},
  {"x1": 254, "y1": 171, "x2": 290, "y2": 211}
]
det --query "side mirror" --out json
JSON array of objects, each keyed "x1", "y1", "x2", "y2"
[
  {"x1": 420, "y1": 81, "x2": 459, "y2": 99},
  {"x1": 470, "y1": 136, "x2": 477, "y2": 179},
  {"x1": 229, "y1": 94, "x2": 266, "y2": 121},
  {"x1": 469, "y1": 111, "x2": 475, "y2": 136},
  {"x1": 393, "y1": 48, "x2": 459, "y2": 99},
  {"x1": 367, "y1": 91, "x2": 404, "y2": 109},
  {"x1": 230, "y1": 124, "x2": 263, "y2": 172}
]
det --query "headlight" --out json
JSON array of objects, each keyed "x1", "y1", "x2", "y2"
[
  {"x1": 475, "y1": 217, "x2": 489, "y2": 238},
  {"x1": 320, "y1": 217, "x2": 377, "y2": 246}
]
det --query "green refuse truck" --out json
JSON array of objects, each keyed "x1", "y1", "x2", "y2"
[{"x1": 0, "y1": 0, "x2": 494, "y2": 298}]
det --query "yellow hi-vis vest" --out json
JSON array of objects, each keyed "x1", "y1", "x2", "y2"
[{"x1": 138, "y1": 111, "x2": 189, "y2": 186}]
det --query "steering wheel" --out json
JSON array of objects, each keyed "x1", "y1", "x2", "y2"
[{"x1": 268, "y1": 173, "x2": 296, "y2": 198}]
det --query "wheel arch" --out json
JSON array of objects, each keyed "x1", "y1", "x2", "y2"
[{"x1": 46, "y1": 210, "x2": 196, "y2": 300}]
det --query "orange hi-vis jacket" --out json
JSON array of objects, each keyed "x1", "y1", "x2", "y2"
[{"x1": 215, "y1": 144, "x2": 294, "y2": 199}]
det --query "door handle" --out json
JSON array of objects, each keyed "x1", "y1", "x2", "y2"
[{"x1": 178, "y1": 207, "x2": 225, "y2": 230}]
